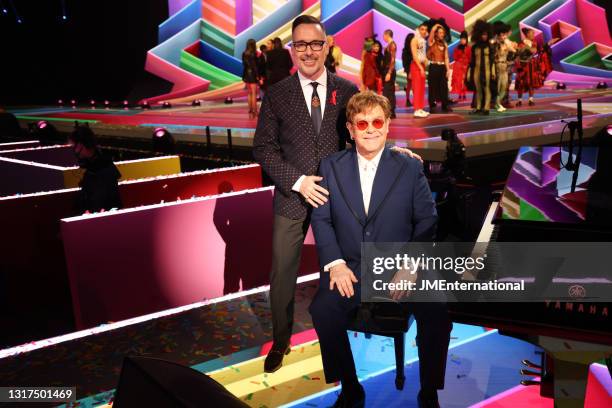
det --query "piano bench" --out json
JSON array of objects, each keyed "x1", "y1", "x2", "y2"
[{"x1": 348, "y1": 302, "x2": 413, "y2": 390}]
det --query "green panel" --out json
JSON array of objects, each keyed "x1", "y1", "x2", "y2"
[
  {"x1": 490, "y1": 0, "x2": 550, "y2": 42},
  {"x1": 562, "y1": 44, "x2": 607, "y2": 70},
  {"x1": 373, "y1": 0, "x2": 460, "y2": 41},
  {"x1": 179, "y1": 50, "x2": 241, "y2": 90},
  {"x1": 201, "y1": 20, "x2": 234, "y2": 55},
  {"x1": 519, "y1": 199, "x2": 549, "y2": 222},
  {"x1": 16, "y1": 115, "x2": 99, "y2": 124}
]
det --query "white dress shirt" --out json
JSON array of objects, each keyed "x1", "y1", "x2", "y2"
[
  {"x1": 323, "y1": 148, "x2": 384, "y2": 272},
  {"x1": 291, "y1": 69, "x2": 328, "y2": 192}
]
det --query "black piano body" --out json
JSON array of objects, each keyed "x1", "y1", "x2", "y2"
[{"x1": 449, "y1": 144, "x2": 612, "y2": 408}]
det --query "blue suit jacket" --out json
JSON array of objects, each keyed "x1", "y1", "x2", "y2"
[{"x1": 311, "y1": 147, "x2": 437, "y2": 276}]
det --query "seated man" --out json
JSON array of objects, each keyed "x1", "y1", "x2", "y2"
[{"x1": 309, "y1": 91, "x2": 451, "y2": 408}]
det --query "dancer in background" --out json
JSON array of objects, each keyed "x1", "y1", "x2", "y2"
[
  {"x1": 427, "y1": 23, "x2": 452, "y2": 113},
  {"x1": 266, "y1": 37, "x2": 293, "y2": 86},
  {"x1": 402, "y1": 32, "x2": 415, "y2": 107},
  {"x1": 515, "y1": 27, "x2": 554, "y2": 106},
  {"x1": 468, "y1": 20, "x2": 495, "y2": 115},
  {"x1": 382, "y1": 29, "x2": 397, "y2": 118},
  {"x1": 257, "y1": 44, "x2": 268, "y2": 98},
  {"x1": 242, "y1": 39, "x2": 260, "y2": 118},
  {"x1": 410, "y1": 22, "x2": 430, "y2": 118},
  {"x1": 493, "y1": 23, "x2": 516, "y2": 112},
  {"x1": 324, "y1": 35, "x2": 343, "y2": 73},
  {"x1": 451, "y1": 31, "x2": 470, "y2": 102},
  {"x1": 361, "y1": 40, "x2": 383, "y2": 93}
]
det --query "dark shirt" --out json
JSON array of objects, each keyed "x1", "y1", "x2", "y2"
[
  {"x1": 76, "y1": 153, "x2": 122, "y2": 213},
  {"x1": 265, "y1": 48, "x2": 293, "y2": 86}
]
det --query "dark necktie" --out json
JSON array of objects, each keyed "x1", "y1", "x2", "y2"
[{"x1": 310, "y1": 82, "x2": 322, "y2": 135}]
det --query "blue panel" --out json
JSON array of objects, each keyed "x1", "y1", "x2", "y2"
[
  {"x1": 158, "y1": 0, "x2": 201, "y2": 44},
  {"x1": 322, "y1": 0, "x2": 374, "y2": 35},
  {"x1": 199, "y1": 40, "x2": 243, "y2": 77},
  {"x1": 151, "y1": 19, "x2": 201, "y2": 66},
  {"x1": 234, "y1": 0, "x2": 302, "y2": 58},
  {"x1": 322, "y1": 0, "x2": 353, "y2": 21}
]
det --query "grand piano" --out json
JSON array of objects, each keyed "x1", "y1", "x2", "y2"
[{"x1": 449, "y1": 142, "x2": 612, "y2": 408}]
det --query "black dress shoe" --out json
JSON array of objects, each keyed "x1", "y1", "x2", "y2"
[
  {"x1": 264, "y1": 344, "x2": 290, "y2": 373},
  {"x1": 469, "y1": 109, "x2": 481, "y2": 115},
  {"x1": 482, "y1": 109, "x2": 489, "y2": 115},
  {"x1": 441, "y1": 106, "x2": 453, "y2": 113},
  {"x1": 417, "y1": 390, "x2": 440, "y2": 408},
  {"x1": 331, "y1": 385, "x2": 365, "y2": 408}
]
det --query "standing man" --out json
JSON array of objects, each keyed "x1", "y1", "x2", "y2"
[
  {"x1": 253, "y1": 15, "x2": 360, "y2": 373},
  {"x1": 382, "y1": 29, "x2": 397, "y2": 118},
  {"x1": 324, "y1": 35, "x2": 343, "y2": 73}
]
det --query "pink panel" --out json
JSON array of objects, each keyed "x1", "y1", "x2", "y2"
[
  {"x1": 302, "y1": 0, "x2": 318, "y2": 10},
  {"x1": 576, "y1": 0, "x2": 612, "y2": 47},
  {"x1": 144, "y1": 51, "x2": 209, "y2": 94},
  {"x1": 405, "y1": 0, "x2": 464, "y2": 32},
  {"x1": 463, "y1": 0, "x2": 482, "y2": 13},
  {"x1": 0, "y1": 165, "x2": 264, "y2": 330},
  {"x1": 61, "y1": 188, "x2": 320, "y2": 329},
  {"x1": 334, "y1": 11, "x2": 373, "y2": 60}
]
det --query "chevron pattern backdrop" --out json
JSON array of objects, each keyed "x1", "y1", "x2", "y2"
[{"x1": 142, "y1": 0, "x2": 611, "y2": 104}]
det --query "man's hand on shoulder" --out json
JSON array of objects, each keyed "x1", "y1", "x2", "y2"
[
  {"x1": 299, "y1": 175, "x2": 329, "y2": 208},
  {"x1": 390, "y1": 146, "x2": 423, "y2": 162},
  {"x1": 329, "y1": 263, "x2": 358, "y2": 297}
]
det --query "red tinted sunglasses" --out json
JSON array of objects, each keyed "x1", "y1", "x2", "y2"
[{"x1": 354, "y1": 118, "x2": 385, "y2": 131}]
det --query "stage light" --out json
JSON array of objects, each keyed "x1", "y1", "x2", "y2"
[
  {"x1": 596, "y1": 82, "x2": 608, "y2": 89},
  {"x1": 141, "y1": 101, "x2": 151, "y2": 110},
  {"x1": 89, "y1": 99, "x2": 96, "y2": 108},
  {"x1": 122, "y1": 100, "x2": 130, "y2": 109},
  {"x1": 70, "y1": 99, "x2": 77, "y2": 108},
  {"x1": 162, "y1": 101, "x2": 172, "y2": 109},
  {"x1": 191, "y1": 100, "x2": 201, "y2": 107},
  {"x1": 556, "y1": 82, "x2": 566, "y2": 90},
  {"x1": 57, "y1": 99, "x2": 64, "y2": 106},
  {"x1": 224, "y1": 97, "x2": 233, "y2": 104},
  {"x1": 104, "y1": 100, "x2": 110, "y2": 109},
  {"x1": 152, "y1": 127, "x2": 175, "y2": 154},
  {"x1": 607, "y1": 124, "x2": 612, "y2": 137},
  {"x1": 32, "y1": 120, "x2": 60, "y2": 145}
]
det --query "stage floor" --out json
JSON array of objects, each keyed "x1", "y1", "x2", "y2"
[
  {"x1": 1, "y1": 275, "x2": 610, "y2": 408},
  {"x1": 11, "y1": 87, "x2": 612, "y2": 160}
]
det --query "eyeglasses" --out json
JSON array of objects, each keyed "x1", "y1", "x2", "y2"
[
  {"x1": 292, "y1": 40, "x2": 325, "y2": 52},
  {"x1": 353, "y1": 118, "x2": 385, "y2": 131}
]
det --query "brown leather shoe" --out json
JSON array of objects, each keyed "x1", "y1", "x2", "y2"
[{"x1": 264, "y1": 344, "x2": 290, "y2": 373}]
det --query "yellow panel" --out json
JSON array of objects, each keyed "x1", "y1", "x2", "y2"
[
  {"x1": 62, "y1": 156, "x2": 181, "y2": 188},
  {"x1": 256, "y1": 2, "x2": 321, "y2": 48},
  {"x1": 465, "y1": 0, "x2": 516, "y2": 33}
]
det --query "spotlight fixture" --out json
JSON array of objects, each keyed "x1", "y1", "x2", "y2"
[
  {"x1": 70, "y1": 99, "x2": 77, "y2": 108},
  {"x1": 104, "y1": 100, "x2": 110, "y2": 109},
  {"x1": 596, "y1": 81, "x2": 608, "y2": 89},
  {"x1": 191, "y1": 100, "x2": 201, "y2": 107},
  {"x1": 89, "y1": 99, "x2": 96, "y2": 108},
  {"x1": 152, "y1": 127, "x2": 175, "y2": 154},
  {"x1": 57, "y1": 99, "x2": 64, "y2": 106},
  {"x1": 224, "y1": 97, "x2": 233, "y2": 104},
  {"x1": 123, "y1": 100, "x2": 130, "y2": 109},
  {"x1": 162, "y1": 101, "x2": 172, "y2": 109},
  {"x1": 32, "y1": 120, "x2": 60, "y2": 145},
  {"x1": 141, "y1": 100, "x2": 151, "y2": 110},
  {"x1": 556, "y1": 82, "x2": 566, "y2": 90}
]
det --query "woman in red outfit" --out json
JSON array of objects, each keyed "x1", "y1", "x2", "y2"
[
  {"x1": 451, "y1": 31, "x2": 471, "y2": 101},
  {"x1": 515, "y1": 28, "x2": 554, "y2": 106},
  {"x1": 361, "y1": 40, "x2": 383, "y2": 94}
]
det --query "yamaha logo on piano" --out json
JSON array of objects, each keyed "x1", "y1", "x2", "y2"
[
  {"x1": 545, "y1": 300, "x2": 609, "y2": 317},
  {"x1": 568, "y1": 284, "x2": 586, "y2": 299}
]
